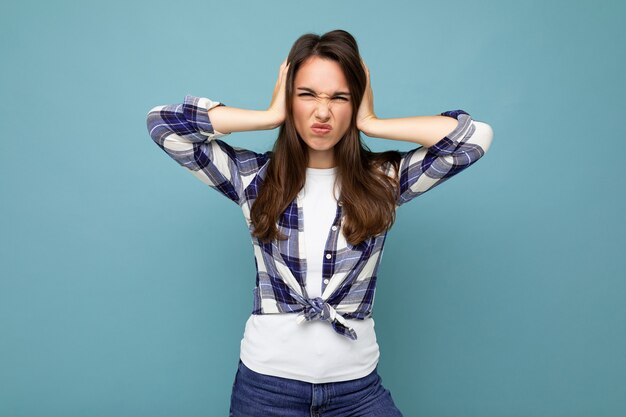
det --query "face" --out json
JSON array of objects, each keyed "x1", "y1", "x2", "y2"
[{"x1": 292, "y1": 56, "x2": 353, "y2": 168}]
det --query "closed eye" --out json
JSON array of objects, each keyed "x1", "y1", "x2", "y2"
[{"x1": 298, "y1": 93, "x2": 349, "y2": 101}]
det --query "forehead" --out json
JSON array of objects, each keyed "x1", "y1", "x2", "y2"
[{"x1": 294, "y1": 56, "x2": 349, "y2": 94}]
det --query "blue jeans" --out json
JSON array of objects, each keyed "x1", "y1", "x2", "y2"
[{"x1": 229, "y1": 359, "x2": 404, "y2": 416}]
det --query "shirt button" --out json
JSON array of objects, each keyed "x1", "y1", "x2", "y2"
[
  {"x1": 325, "y1": 253, "x2": 332, "y2": 259},
  {"x1": 338, "y1": 202, "x2": 343, "y2": 206},
  {"x1": 323, "y1": 279, "x2": 330, "y2": 284},
  {"x1": 331, "y1": 225, "x2": 337, "y2": 231}
]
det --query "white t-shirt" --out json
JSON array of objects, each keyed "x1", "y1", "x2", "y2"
[{"x1": 239, "y1": 166, "x2": 380, "y2": 383}]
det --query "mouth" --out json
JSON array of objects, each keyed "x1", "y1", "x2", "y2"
[{"x1": 311, "y1": 124, "x2": 332, "y2": 135}]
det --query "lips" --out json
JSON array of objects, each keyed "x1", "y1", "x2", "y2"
[
  {"x1": 311, "y1": 123, "x2": 332, "y2": 131},
  {"x1": 310, "y1": 123, "x2": 332, "y2": 135}
]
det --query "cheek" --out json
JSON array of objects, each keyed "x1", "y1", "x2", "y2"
[
  {"x1": 292, "y1": 104, "x2": 309, "y2": 138},
  {"x1": 292, "y1": 103, "x2": 307, "y2": 124},
  {"x1": 338, "y1": 107, "x2": 353, "y2": 129}
]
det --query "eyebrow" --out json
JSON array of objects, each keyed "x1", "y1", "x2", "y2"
[{"x1": 296, "y1": 87, "x2": 351, "y2": 96}]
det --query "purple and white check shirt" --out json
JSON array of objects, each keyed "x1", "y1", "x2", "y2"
[{"x1": 146, "y1": 95, "x2": 493, "y2": 340}]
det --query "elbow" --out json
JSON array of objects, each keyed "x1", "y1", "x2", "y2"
[
  {"x1": 146, "y1": 105, "x2": 165, "y2": 143},
  {"x1": 472, "y1": 121, "x2": 494, "y2": 154}
]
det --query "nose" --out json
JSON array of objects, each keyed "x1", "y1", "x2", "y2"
[{"x1": 314, "y1": 98, "x2": 331, "y2": 121}]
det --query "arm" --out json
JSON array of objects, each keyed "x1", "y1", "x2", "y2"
[
  {"x1": 144, "y1": 60, "x2": 290, "y2": 204},
  {"x1": 356, "y1": 59, "x2": 494, "y2": 206},
  {"x1": 145, "y1": 95, "x2": 272, "y2": 205},
  {"x1": 356, "y1": 58, "x2": 462, "y2": 147},
  {"x1": 391, "y1": 111, "x2": 494, "y2": 206},
  {"x1": 207, "y1": 105, "x2": 281, "y2": 134},
  {"x1": 208, "y1": 58, "x2": 290, "y2": 134},
  {"x1": 359, "y1": 114, "x2": 460, "y2": 147}
]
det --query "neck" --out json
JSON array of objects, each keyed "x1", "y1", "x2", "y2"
[{"x1": 307, "y1": 149, "x2": 335, "y2": 168}]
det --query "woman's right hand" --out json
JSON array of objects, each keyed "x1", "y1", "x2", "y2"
[{"x1": 266, "y1": 58, "x2": 290, "y2": 129}]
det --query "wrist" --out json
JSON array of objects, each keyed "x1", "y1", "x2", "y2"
[
  {"x1": 264, "y1": 109, "x2": 284, "y2": 130},
  {"x1": 358, "y1": 116, "x2": 379, "y2": 137}
]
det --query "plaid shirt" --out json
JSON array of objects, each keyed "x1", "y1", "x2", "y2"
[{"x1": 146, "y1": 95, "x2": 493, "y2": 340}]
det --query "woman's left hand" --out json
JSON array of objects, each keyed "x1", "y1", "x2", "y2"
[{"x1": 356, "y1": 58, "x2": 377, "y2": 135}]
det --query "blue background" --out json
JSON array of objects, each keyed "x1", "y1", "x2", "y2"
[{"x1": 1, "y1": 0, "x2": 625, "y2": 416}]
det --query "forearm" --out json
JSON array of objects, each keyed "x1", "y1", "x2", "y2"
[
  {"x1": 361, "y1": 115, "x2": 459, "y2": 147},
  {"x1": 208, "y1": 105, "x2": 280, "y2": 134}
]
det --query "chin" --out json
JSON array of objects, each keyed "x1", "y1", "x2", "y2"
[{"x1": 309, "y1": 143, "x2": 336, "y2": 151}]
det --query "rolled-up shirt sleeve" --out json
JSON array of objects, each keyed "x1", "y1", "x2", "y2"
[
  {"x1": 146, "y1": 95, "x2": 261, "y2": 206},
  {"x1": 395, "y1": 110, "x2": 494, "y2": 207}
]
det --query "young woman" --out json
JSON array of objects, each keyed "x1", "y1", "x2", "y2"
[{"x1": 146, "y1": 29, "x2": 493, "y2": 417}]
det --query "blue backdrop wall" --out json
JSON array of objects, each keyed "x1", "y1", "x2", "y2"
[{"x1": 1, "y1": 0, "x2": 625, "y2": 416}]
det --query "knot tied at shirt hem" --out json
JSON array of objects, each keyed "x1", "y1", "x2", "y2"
[{"x1": 295, "y1": 297, "x2": 358, "y2": 340}]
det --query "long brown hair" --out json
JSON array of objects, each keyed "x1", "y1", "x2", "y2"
[{"x1": 250, "y1": 29, "x2": 402, "y2": 246}]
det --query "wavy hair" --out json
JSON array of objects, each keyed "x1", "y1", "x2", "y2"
[{"x1": 250, "y1": 29, "x2": 402, "y2": 246}]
